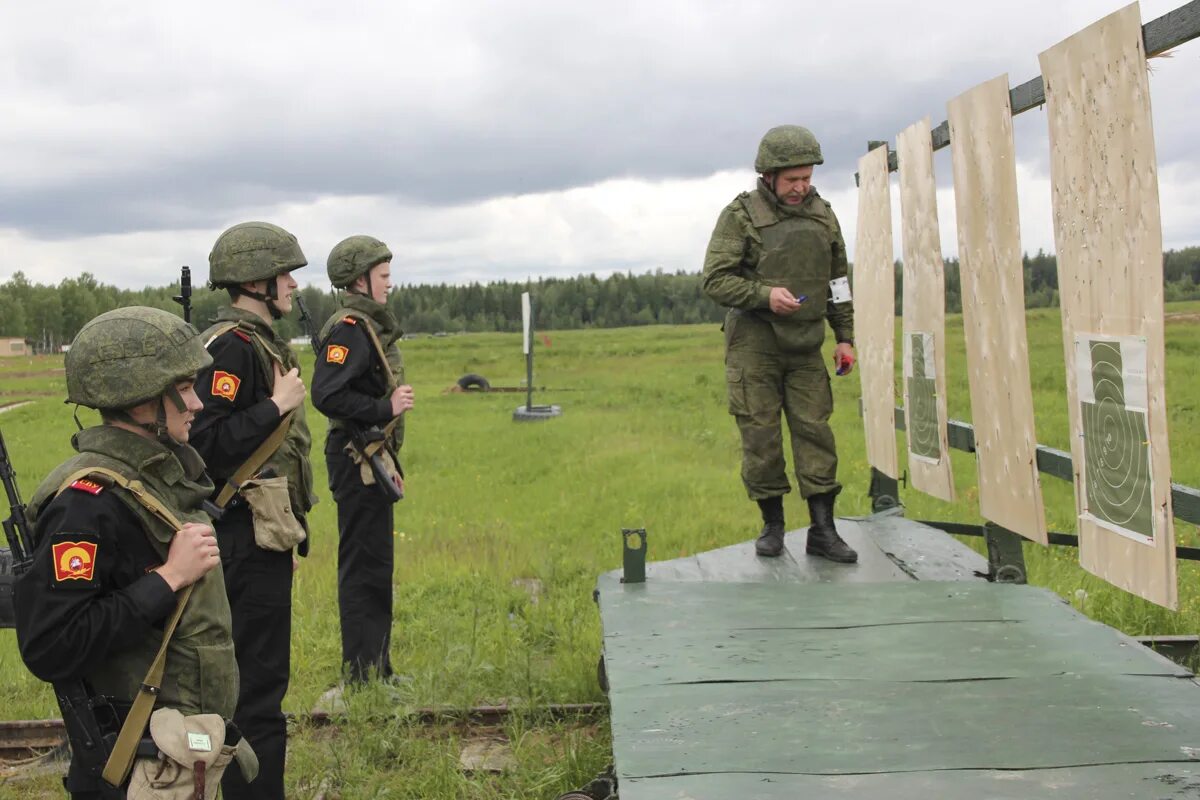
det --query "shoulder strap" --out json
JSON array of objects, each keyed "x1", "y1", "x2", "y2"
[
  {"x1": 341, "y1": 311, "x2": 397, "y2": 389},
  {"x1": 53, "y1": 467, "x2": 196, "y2": 790},
  {"x1": 204, "y1": 325, "x2": 293, "y2": 503},
  {"x1": 740, "y1": 190, "x2": 779, "y2": 229},
  {"x1": 213, "y1": 412, "x2": 295, "y2": 509}
]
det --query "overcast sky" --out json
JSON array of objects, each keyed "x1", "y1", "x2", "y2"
[{"x1": 1, "y1": 0, "x2": 1196, "y2": 290}]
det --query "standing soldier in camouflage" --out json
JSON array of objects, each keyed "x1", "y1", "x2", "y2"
[
  {"x1": 15, "y1": 306, "x2": 256, "y2": 797},
  {"x1": 191, "y1": 222, "x2": 316, "y2": 800},
  {"x1": 312, "y1": 235, "x2": 413, "y2": 684},
  {"x1": 702, "y1": 126, "x2": 858, "y2": 562}
]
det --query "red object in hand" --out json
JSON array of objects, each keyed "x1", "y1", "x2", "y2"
[{"x1": 836, "y1": 353, "x2": 855, "y2": 376}]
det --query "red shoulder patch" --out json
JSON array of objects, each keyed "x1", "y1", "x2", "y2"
[
  {"x1": 211, "y1": 370, "x2": 241, "y2": 401},
  {"x1": 52, "y1": 540, "x2": 98, "y2": 582},
  {"x1": 326, "y1": 344, "x2": 350, "y2": 364},
  {"x1": 342, "y1": 316, "x2": 358, "y2": 326},
  {"x1": 233, "y1": 330, "x2": 252, "y2": 343},
  {"x1": 69, "y1": 478, "x2": 104, "y2": 495}
]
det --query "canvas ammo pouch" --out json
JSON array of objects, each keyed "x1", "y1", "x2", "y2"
[
  {"x1": 126, "y1": 708, "x2": 258, "y2": 800},
  {"x1": 240, "y1": 476, "x2": 307, "y2": 551},
  {"x1": 343, "y1": 441, "x2": 400, "y2": 487}
]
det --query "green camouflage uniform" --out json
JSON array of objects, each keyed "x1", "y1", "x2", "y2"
[{"x1": 702, "y1": 179, "x2": 854, "y2": 500}]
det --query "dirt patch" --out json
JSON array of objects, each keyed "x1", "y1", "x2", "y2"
[
  {"x1": 0, "y1": 401, "x2": 34, "y2": 415},
  {"x1": 0, "y1": 369, "x2": 65, "y2": 380},
  {"x1": 1166, "y1": 312, "x2": 1200, "y2": 323}
]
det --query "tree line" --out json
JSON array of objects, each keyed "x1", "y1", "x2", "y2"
[{"x1": 1, "y1": 247, "x2": 1197, "y2": 351}]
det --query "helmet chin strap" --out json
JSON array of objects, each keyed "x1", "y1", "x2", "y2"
[
  {"x1": 112, "y1": 386, "x2": 188, "y2": 444},
  {"x1": 347, "y1": 270, "x2": 374, "y2": 301},
  {"x1": 233, "y1": 279, "x2": 284, "y2": 319}
]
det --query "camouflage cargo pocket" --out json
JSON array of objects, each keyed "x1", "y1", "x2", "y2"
[
  {"x1": 725, "y1": 366, "x2": 749, "y2": 416},
  {"x1": 241, "y1": 476, "x2": 306, "y2": 552}
]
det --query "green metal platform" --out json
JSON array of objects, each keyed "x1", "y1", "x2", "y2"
[{"x1": 596, "y1": 513, "x2": 1200, "y2": 798}]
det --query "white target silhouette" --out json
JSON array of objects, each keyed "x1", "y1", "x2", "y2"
[
  {"x1": 1082, "y1": 340, "x2": 1151, "y2": 534},
  {"x1": 907, "y1": 333, "x2": 940, "y2": 460}
]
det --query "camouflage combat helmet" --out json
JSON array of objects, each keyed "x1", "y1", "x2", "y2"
[
  {"x1": 66, "y1": 306, "x2": 212, "y2": 410},
  {"x1": 327, "y1": 235, "x2": 393, "y2": 289},
  {"x1": 208, "y1": 221, "x2": 307, "y2": 286},
  {"x1": 754, "y1": 125, "x2": 824, "y2": 172}
]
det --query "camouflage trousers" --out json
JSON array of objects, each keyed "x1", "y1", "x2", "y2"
[{"x1": 723, "y1": 310, "x2": 840, "y2": 501}]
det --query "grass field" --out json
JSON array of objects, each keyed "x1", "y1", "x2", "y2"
[{"x1": 1, "y1": 302, "x2": 1198, "y2": 797}]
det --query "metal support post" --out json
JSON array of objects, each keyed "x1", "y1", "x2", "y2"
[
  {"x1": 984, "y1": 522, "x2": 1027, "y2": 584},
  {"x1": 621, "y1": 528, "x2": 646, "y2": 584},
  {"x1": 868, "y1": 467, "x2": 901, "y2": 512}
]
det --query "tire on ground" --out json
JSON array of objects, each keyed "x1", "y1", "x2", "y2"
[{"x1": 456, "y1": 373, "x2": 491, "y2": 392}]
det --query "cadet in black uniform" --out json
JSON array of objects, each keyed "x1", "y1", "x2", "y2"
[
  {"x1": 191, "y1": 222, "x2": 315, "y2": 800},
  {"x1": 312, "y1": 235, "x2": 413, "y2": 684},
  {"x1": 15, "y1": 306, "x2": 248, "y2": 798}
]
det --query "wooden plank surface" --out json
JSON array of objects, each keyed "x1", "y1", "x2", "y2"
[
  {"x1": 897, "y1": 118, "x2": 955, "y2": 501},
  {"x1": 620, "y1": 764, "x2": 1200, "y2": 799},
  {"x1": 598, "y1": 517, "x2": 1200, "y2": 799},
  {"x1": 612, "y1": 673, "x2": 1200, "y2": 777},
  {"x1": 946, "y1": 74, "x2": 1048, "y2": 544},
  {"x1": 854, "y1": 145, "x2": 899, "y2": 479},
  {"x1": 1040, "y1": 2, "x2": 1177, "y2": 608}
]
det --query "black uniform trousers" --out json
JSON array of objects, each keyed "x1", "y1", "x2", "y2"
[
  {"x1": 217, "y1": 505, "x2": 293, "y2": 800},
  {"x1": 327, "y1": 436, "x2": 396, "y2": 683}
]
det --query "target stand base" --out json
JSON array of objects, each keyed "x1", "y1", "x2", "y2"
[{"x1": 513, "y1": 404, "x2": 562, "y2": 422}]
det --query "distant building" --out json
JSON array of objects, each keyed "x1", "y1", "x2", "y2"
[{"x1": 0, "y1": 338, "x2": 28, "y2": 357}]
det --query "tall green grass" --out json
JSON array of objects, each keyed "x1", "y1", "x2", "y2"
[{"x1": 0, "y1": 302, "x2": 1197, "y2": 797}]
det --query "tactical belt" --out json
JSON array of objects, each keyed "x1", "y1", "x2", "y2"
[{"x1": 53, "y1": 467, "x2": 196, "y2": 790}]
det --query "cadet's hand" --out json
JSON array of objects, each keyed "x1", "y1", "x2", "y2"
[
  {"x1": 769, "y1": 287, "x2": 805, "y2": 316},
  {"x1": 392, "y1": 474, "x2": 405, "y2": 496},
  {"x1": 390, "y1": 384, "x2": 415, "y2": 416},
  {"x1": 834, "y1": 342, "x2": 856, "y2": 376},
  {"x1": 271, "y1": 364, "x2": 306, "y2": 414},
  {"x1": 157, "y1": 523, "x2": 220, "y2": 591}
]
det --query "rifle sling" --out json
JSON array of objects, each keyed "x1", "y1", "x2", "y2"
[
  {"x1": 204, "y1": 322, "x2": 297, "y2": 509},
  {"x1": 213, "y1": 412, "x2": 295, "y2": 509},
  {"x1": 52, "y1": 467, "x2": 195, "y2": 790},
  {"x1": 341, "y1": 311, "x2": 399, "y2": 460}
]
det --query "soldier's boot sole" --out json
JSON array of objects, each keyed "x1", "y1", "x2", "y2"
[{"x1": 805, "y1": 539, "x2": 859, "y2": 563}]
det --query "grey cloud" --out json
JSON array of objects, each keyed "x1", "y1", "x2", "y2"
[{"x1": 1, "y1": 0, "x2": 1195, "y2": 250}]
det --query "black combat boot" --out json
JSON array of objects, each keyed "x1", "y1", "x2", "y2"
[
  {"x1": 805, "y1": 492, "x2": 858, "y2": 563},
  {"x1": 755, "y1": 496, "x2": 786, "y2": 558}
]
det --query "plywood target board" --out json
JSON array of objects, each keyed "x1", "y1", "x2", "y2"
[
  {"x1": 946, "y1": 75, "x2": 1048, "y2": 544},
  {"x1": 897, "y1": 118, "x2": 954, "y2": 502},
  {"x1": 855, "y1": 145, "x2": 899, "y2": 479},
  {"x1": 1040, "y1": 3, "x2": 1176, "y2": 607}
]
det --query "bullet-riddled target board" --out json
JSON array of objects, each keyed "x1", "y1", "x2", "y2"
[
  {"x1": 897, "y1": 118, "x2": 954, "y2": 502},
  {"x1": 855, "y1": 145, "x2": 899, "y2": 480},
  {"x1": 946, "y1": 75, "x2": 1047, "y2": 544},
  {"x1": 1040, "y1": 3, "x2": 1176, "y2": 607}
]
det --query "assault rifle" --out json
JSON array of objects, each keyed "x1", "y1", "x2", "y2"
[
  {"x1": 0, "y1": 428, "x2": 125, "y2": 798},
  {"x1": 173, "y1": 265, "x2": 192, "y2": 324},
  {"x1": 1, "y1": 428, "x2": 34, "y2": 628},
  {"x1": 294, "y1": 297, "x2": 404, "y2": 501}
]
